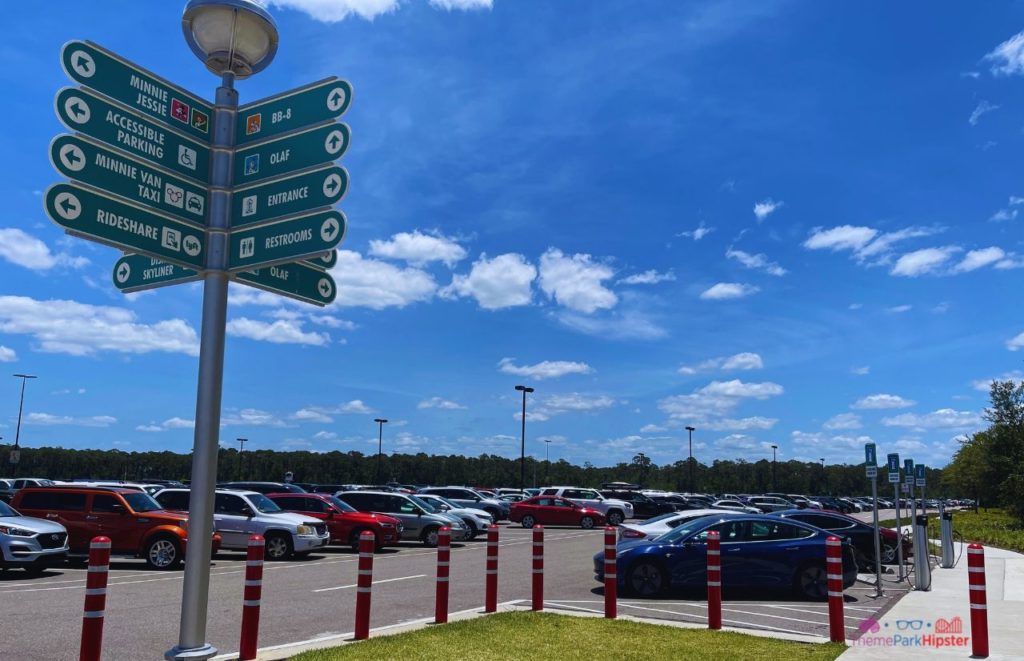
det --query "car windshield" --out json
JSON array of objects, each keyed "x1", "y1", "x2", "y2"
[
  {"x1": 249, "y1": 494, "x2": 283, "y2": 513},
  {"x1": 408, "y1": 495, "x2": 438, "y2": 513},
  {"x1": 328, "y1": 496, "x2": 356, "y2": 513},
  {"x1": 423, "y1": 496, "x2": 456, "y2": 510},
  {"x1": 653, "y1": 515, "x2": 720, "y2": 544},
  {"x1": 643, "y1": 511, "x2": 682, "y2": 525},
  {"x1": 124, "y1": 492, "x2": 164, "y2": 513},
  {"x1": 0, "y1": 500, "x2": 18, "y2": 517}
]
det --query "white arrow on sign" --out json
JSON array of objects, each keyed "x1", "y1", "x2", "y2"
[
  {"x1": 326, "y1": 87, "x2": 347, "y2": 112},
  {"x1": 320, "y1": 217, "x2": 340, "y2": 242},
  {"x1": 322, "y1": 172, "x2": 342, "y2": 197},
  {"x1": 324, "y1": 129, "x2": 345, "y2": 155},
  {"x1": 116, "y1": 262, "x2": 131, "y2": 284},
  {"x1": 59, "y1": 143, "x2": 87, "y2": 172},
  {"x1": 54, "y1": 191, "x2": 82, "y2": 221},
  {"x1": 64, "y1": 95, "x2": 91, "y2": 124},
  {"x1": 70, "y1": 50, "x2": 95, "y2": 78},
  {"x1": 318, "y1": 277, "x2": 333, "y2": 298}
]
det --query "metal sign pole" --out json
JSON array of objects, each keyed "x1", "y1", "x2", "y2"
[
  {"x1": 870, "y1": 475, "x2": 883, "y2": 596},
  {"x1": 167, "y1": 73, "x2": 236, "y2": 661},
  {"x1": 894, "y1": 480, "x2": 903, "y2": 581}
]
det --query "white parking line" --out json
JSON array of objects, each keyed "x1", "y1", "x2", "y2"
[{"x1": 312, "y1": 574, "x2": 427, "y2": 593}]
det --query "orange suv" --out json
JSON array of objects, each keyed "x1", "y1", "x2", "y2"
[{"x1": 12, "y1": 486, "x2": 220, "y2": 569}]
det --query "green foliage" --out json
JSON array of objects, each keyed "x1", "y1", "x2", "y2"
[{"x1": 880, "y1": 509, "x2": 1024, "y2": 554}]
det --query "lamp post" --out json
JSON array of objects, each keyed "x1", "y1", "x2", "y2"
[
  {"x1": 514, "y1": 385, "x2": 534, "y2": 491},
  {"x1": 770, "y1": 444, "x2": 778, "y2": 491},
  {"x1": 820, "y1": 457, "x2": 826, "y2": 494},
  {"x1": 171, "y1": 3, "x2": 278, "y2": 659},
  {"x1": 685, "y1": 425, "x2": 695, "y2": 494},
  {"x1": 544, "y1": 439, "x2": 552, "y2": 486},
  {"x1": 374, "y1": 418, "x2": 388, "y2": 484},
  {"x1": 12, "y1": 374, "x2": 37, "y2": 479},
  {"x1": 236, "y1": 438, "x2": 247, "y2": 480}
]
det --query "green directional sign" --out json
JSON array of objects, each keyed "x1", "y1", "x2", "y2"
[
  {"x1": 233, "y1": 165, "x2": 348, "y2": 229},
  {"x1": 236, "y1": 262, "x2": 337, "y2": 307},
  {"x1": 234, "y1": 122, "x2": 350, "y2": 184},
  {"x1": 61, "y1": 40, "x2": 212, "y2": 141},
  {"x1": 229, "y1": 210, "x2": 346, "y2": 272},
  {"x1": 304, "y1": 250, "x2": 338, "y2": 271},
  {"x1": 113, "y1": 254, "x2": 200, "y2": 293},
  {"x1": 45, "y1": 183, "x2": 205, "y2": 269},
  {"x1": 236, "y1": 78, "x2": 352, "y2": 145},
  {"x1": 55, "y1": 87, "x2": 210, "y2": 183},
  {"x1": 50, "y1": 134, "x2": 207, "y2": 228}
]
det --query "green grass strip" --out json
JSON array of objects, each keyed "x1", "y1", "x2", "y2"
[{"x1": 878, "y1": 508, "x2": 1024, "y2": 554}]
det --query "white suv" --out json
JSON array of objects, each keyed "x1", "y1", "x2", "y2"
[
  {"x1": 539, "y1": 487, "x2": 634, "y2": 525},
  {"x1": 154, "y1": 488, "x2": 329, "y2": 560}
]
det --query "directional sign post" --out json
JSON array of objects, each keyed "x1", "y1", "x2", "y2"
[
  {"x1": 45, "y1": 183, "x2": 205, "y2": 269},
  {"x1": 915, "y1": 464, "x2": 926, "y2": 488},
  {"x1": 229, "y1": 210, "x2": 346, "y2": 271},
  {"x1": 61, "y1": 40, "x2": 212, "y2": 141},
  {"x1": 864, "y1": 443, "x2": 877, "y2": 478},
  {"x1": 55, "y1": 87, "x2": 210, "y2": 182},
  {"x1": 50, "y1": 134, "x2": 207, "y2": 227},
  {"x1": 236, "y1": 261, "x2": 337, "y2": 306},
  {"x1": 904, "y1": 458, "x2": 914, "y2": 484},
  {"x1": 234, "y1": 122, "x2": 349, "y2": 184},
  {"x1": 865, "y1": 442, "x2": 883, "y2": 596},
  {"x1": 232, "y1": 165, "x2": 347, "y2": 228},
  {"x1": 304, "y1": 250, "x2": 338, "y2": 271},
  {"x1": 887, "y1": 453, "x2": 901, "y2": 483},
  {"x1": 113, "y1": 254, "x2": 201, "y2": 293},
  {"x1": 236, "y1": 77, "x2": 352, "y2": 144}
]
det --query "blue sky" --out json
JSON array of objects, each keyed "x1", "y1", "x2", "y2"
[{"x1": 2, "y1": 0, "x2": 1023, "y2": 471}]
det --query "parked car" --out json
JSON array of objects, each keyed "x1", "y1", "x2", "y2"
[
  {"x1": 771, "y1": 509, "x2": 911, "y2": 566},
  {"x1": 617, "y1": 509, "x2": 744, "y2": 542},
  {"x1": 711, "y1": 499, "x2": 762, "y2": 514},
  {"x1": 815, "y1": 496, "x2": 855, "y2": 514},
  {"x1": 837, "y1": 497, "x2": 863, "y2": 513},
  {"x1": 414, "y1": 493, "x2": 493, "y2": 540},
  {"x1": 746, "y1": 496, "x2": 794, "y2": 513},
  {"x1": 0, "y1": 479, "x2": 15, "y2": 503},
  {"x1": 337, "y1": 491, "x2": 468, "y2": 547},
  {"x1": 646, "y1": 494, "x2": 692, "y2": 511},
  {"x1": 0, "y1": 497, "x2": 69, "y2": 574},
  {"x1": 13, "y1": 486, "x2": 219, "y2": 569},
  {"x1": 510, "y1": 496, "x2": 606, "y2": 529},
  {"x1": 217, "y1": 481, "x2": 306, "y2": 494},
  {"x1": 594, "y1": 514, "x2": 858, "y2": 599},
  {"x1": 538, "y1": 487, "x2": 634, "y2": 525},
  {"x1": 154, "y1": 488, "x2": 327, "y2": 560},
  {"x1": 11, "y1": 478, "x2": 55, "y2": 490},
  {"x1": 417, "y1": 487, "x2": 510, "y2": 521},
  {"x1": 598, "y1": 489, "x2": 674, "y2": 520},
  {"x1": 266, "y1": 492, "x2": 403, "y2": 551}
]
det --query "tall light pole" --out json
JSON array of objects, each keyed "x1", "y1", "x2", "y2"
[
  {"x1": 515, "y1": 385, "x2": 534, "y2": 491},
  {"x1": 544, "y1": 438, "x2": 552, "y2": 486},
  {"x1": 374, "y1": 418, "x2": 388, "y2": 484},
  {"x1": 12, "y1": 374, "x2": 37, "y2": 479},
  {"x1": 820, "y1": 457, "x2": 826, "y2": 494},
  {"x1": 685, "y1": 425, "x2": 695, "y2": 493},
  {"x1": 236, "y1": 438, "x2": 247, "y2": 480},
  {"x1": 770, "y1": 444, "x2": 778, "y2": 492},
  {"x1": 172, "y1": 3, "x2": 278, "y2": 659}
]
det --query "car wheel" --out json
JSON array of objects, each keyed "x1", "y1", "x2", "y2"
[
  {"x1": 422, "y1": 527, "x2": 440, "y2": 548},
  {"x1": 606, "y1": 511, "x2": 624, "y2": 526},
  {"x1": 881, "y1": 542, "x2": 897, "y2": 564},
  {"x1": 485, "y1": 507, "x2": 501, "y2": 520},
  {"x1": 144, "y1": 535, "x2": 182, "y2": 570},
  {"x1": 794, "y1": 562, "x2": 829, "y2": 600},
  {"x1": 350, "y1": 529, "x2": 375, "y2": 552},
  {"x1": 580, "y1": 516, "x2": 595, "y2": 530},
  {"x1": 521, "y1": 514, "x2": 536, "y2": 529},
  {"x1": 626, "y1": 561, "x2": 666, "y2": 597},
  {"x1": 265, "y1": 533, "x2": 293, "y2": 561},
  {"x1": 466, "y1": 524, "x2": 478, "y2": 540}
]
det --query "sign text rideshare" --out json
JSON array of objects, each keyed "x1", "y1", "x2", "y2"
[{"x1": 236, "y1": 78, "x2": 352, "y2": 145}]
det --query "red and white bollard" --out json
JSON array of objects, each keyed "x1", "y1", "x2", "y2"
[
  {"x1": 485, "y1": 524, "x2": 499, "y2": 613},
  {"x1": 353, "y1": 530, "x2": 375, "y2": 640},
  {"x1": 79, "y1": 535, "x2": 111, "y2": 661},
  {"x1": 604, "y1": 526, "x2": 617, "y2": 619},
  {"x1": 967, "y1": 543, "x2": 989, "y2": 658},
  {"x1": 532, "y1": 525, "x2": 544, "y2": 611},
  {"x1": 706, "y1": 530, "x2": 722, "y2": 630},
  {"x1": 238, "y1": 534, "x2": 265, "y2": 661},
  {"x1": 825, "y1": 535, "x2": 845, "y2": 643},
  {"x1": 434, "y1": 526, "x2": 451, "y2": 624}
]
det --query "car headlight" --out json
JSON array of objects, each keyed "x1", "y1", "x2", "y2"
[
  {"x1": 296, "y1": 525, "x2": 315, "y2": 536},
  {"x1": 379, "y1": 522, "x2": 395, "y2": 528},
  {"x1": 0, "y1": 526, "x2": 33, "y2": 537}
]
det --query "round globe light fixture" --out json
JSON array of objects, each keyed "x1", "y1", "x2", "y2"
[{"x1": 182, "y1": 0, "x2": 279, "y2": 79}]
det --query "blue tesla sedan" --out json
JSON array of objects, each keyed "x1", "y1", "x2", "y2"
[{"x1": 593, "y1": 514, "x2": 858, "y2": 599}]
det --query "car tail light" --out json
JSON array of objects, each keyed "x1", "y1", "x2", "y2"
[{"x1": 619, "y1": 529, "x2": 645, "y2": 539}]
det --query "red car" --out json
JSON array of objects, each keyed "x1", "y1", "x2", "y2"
[
  {"x1": 267, "y1": 493, "x2": 403, "y2": 551},
  {"x1": 510, "y1": 496, "x2": 606, "y2": 529}
]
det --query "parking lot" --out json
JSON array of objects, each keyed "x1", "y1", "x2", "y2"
[{"x1": 0, "y1": 523, "x2": 910, "y2": 660}]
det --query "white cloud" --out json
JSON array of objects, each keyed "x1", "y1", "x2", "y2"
[
  {"x1": 677, "y1": 222, "x2": 714, "y2": 241},
  {"x1": 679, "y1": 352, "x2": 763, "y2": 374},
  {"x1": 1008, "y1": 331, "x2": 1024, "y2": 351},
  {"x1": 291, "y1": 408, "x2": 334, "y2": 424},
  {"x1": 882, "y1": 409, "x2": 982, "y2": 430},
  {"x1": 441, "y1": 253, "x2": 536, "y2": 310},
  {"x1": 972, "y1": 371, "x2": 1024, "y2": 391},
  {"x1": 701, "y1": 380, "x2": 784, "y2": 399},
  {"x1": 26, "y1": 412, "x2": 116, "y2": 427},
  {"x1": 848, "y1": 303, "x2": 863, "y2": 310},
  {"x1": 968, "y1": 100, "x2": 1000, "y2": 125},
  {"x1": 518, "y1": 393, "x2": 617, "y2": 422},
  {"x1": 985, "y1": 30, "x2": 1024, "y2": 76},
  {"x1": 852, "y1": 394, "x2": 916, "y2": 409},
  {"x1": 851, "y1": 366, "x2": 870, "y2": 376},
  {"x1": 418, "y1": 397, "x2": 467, "y2": 410},
  {"x1": 952, "y1": 247, "x2": 1005, "y2": 273},
  {"x1": 221, "y1": 408, "x2": 288, "y2": 427},
  {"x1": 725, "y1": 249, "x2": 787, "y2": 276},
  {"x1": 268, "y1": 0, "x2": 490, "y2": 22},
  {"x1": 333, "y1": 251, "x2": 437, "y2": 309},
  {"x1": 640, "y1": 423, "x2": 668, "y2": 433},
  {"x1": 135, "y1": 424, "x2": 165, "y2": 432},
  {"x1": 753, "y1": 199, "x2": 783, "y2": 221},
  {"x1": 823, "y1": 412, "x2": 862, "y2": 430},
  {"x1": 368, "y1": 230, "x2": 467, "y2": 267},
  {"x1": 658, "y1": 379, "x2": 784, "y2": 422},
  {"x1": 0, "y1": 228, "x2": 89, "y2": 272},
  {"x1": 330, "y1": 400, "x2": 374, "y2": 415},
  {"x1": 555, "y1": 308, "x2": 668, "y2": 340},
  {"x1": 702, "y1": 416, "x2": 778, "y2": 431},
  {"x1": 227, "y1": 318, "x2": 330, "y2": 346},
  {"x1": 538, "y1": 248, "x2": 617, "y2": 313},
  {"x1": 618, "y1": 270, "x2": 676, "y2": 285},
  {"x1": 804, "y1": 225, "x2": 879, "y2": 252},
  {"x1": 996, "y1": 257, "x2": 1024, "y2": 270},
  {"x1": 430, "y1": 0, "x2": 492, "y2": 9},
  {"x1": 0, "y1": 346, "x2": 15, "y2": 362},
  {"x1": 887, "y1": 304, "x2": 912, "y2": 313},
  {"x1": 498, "y1": 357, "x2": 593, "y2": 380},
  {"x1": 162, "y1": 417, "x2": 195, "y2": 429},
  {"x1": 989, "y1": 208, "x2": 1017, "y2": 223},
  {"x1": 0, "y1": 295, "x2": 198, "y2": 357},
  {"x1": 700, "y1": 283, "x2": 759, "y2": 300},
  {"x1": 891, "y1": 247, "x2": 961, "y2": 277}
]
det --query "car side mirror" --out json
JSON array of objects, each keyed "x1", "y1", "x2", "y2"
[
  {"x1": 111, "y1": 503, "x2": 125, "y2": 514},
  {"x1": 241, "y1": 507, "x2": 254, "y2": 518}
]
